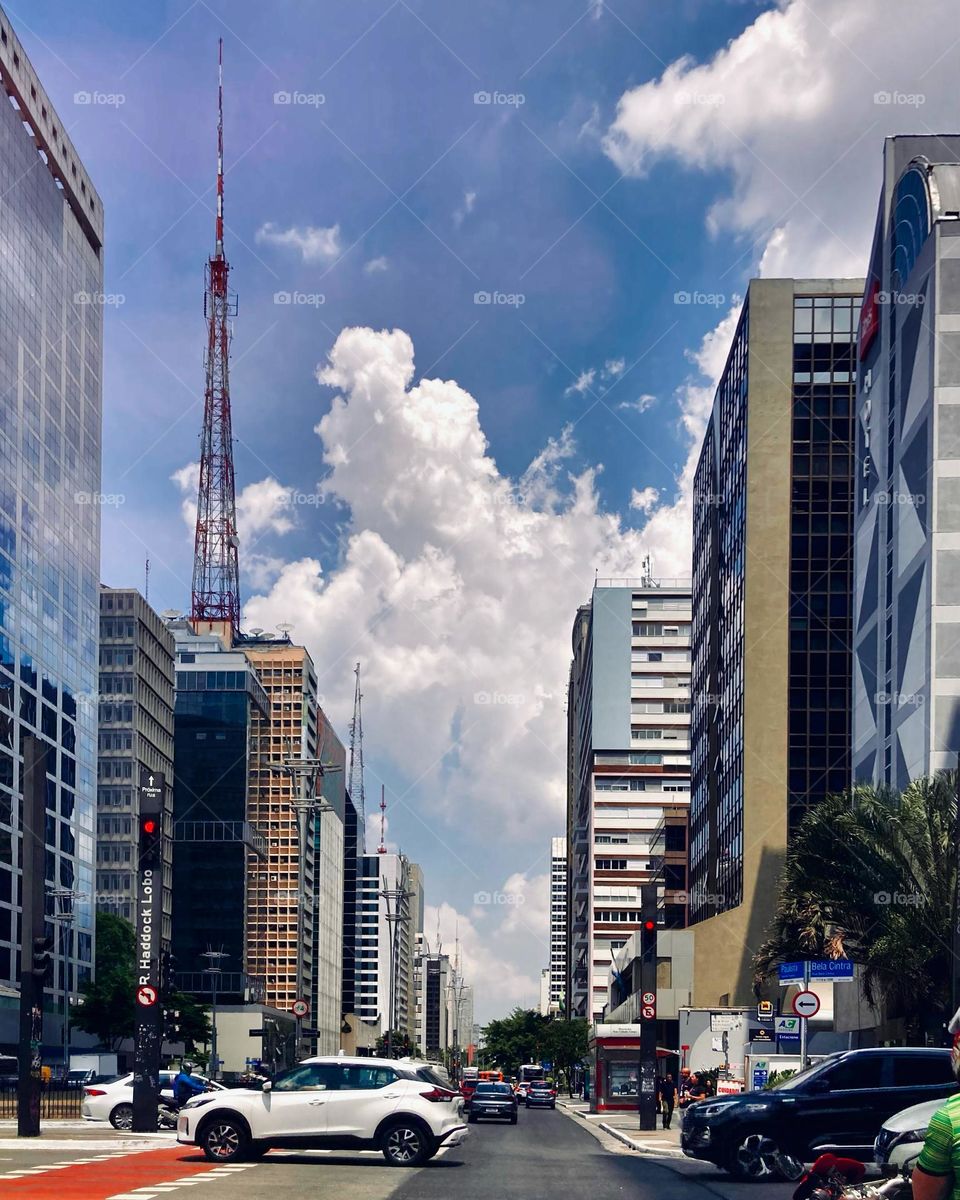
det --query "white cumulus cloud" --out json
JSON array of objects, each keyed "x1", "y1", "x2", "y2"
[
  {"x1": 255, "y1": 221, "x2": 343, "y2": 264},
  {"x1": 630, "y1": 486, "x2": 660, "y2": 514}
]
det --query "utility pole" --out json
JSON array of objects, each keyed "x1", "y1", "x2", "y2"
[
  {"x1": 133, "y1": 769, "x2": 165, "y2": 1131},
  {"x1": 800, "y1": 959, "x2": 811, "y2": 1069},
  {"x1": 49, "y1": 888, "x2": 84, "y2": 1075}
]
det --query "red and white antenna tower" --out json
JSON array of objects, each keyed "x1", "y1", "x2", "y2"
[
  {"x1": 378, "y1": 784, "x2": 387, "y2": 854},
  {"x1": 191, "y1": 38, "x2": 241, "y2": 635}
]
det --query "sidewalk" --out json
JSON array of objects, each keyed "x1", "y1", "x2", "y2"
[{"x1": 557, "y1": 1097, "x2": 685, "y2": 1158}]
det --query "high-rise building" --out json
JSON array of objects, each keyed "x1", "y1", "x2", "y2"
[
  {"x1": 416, "y1": 944, "x2": 451, "y2": 1058},
  {"x1": 690, "y1": 277, "x2": 861, "y2": 1005},
  {"x1": 340, "y1": 782, "x2": 364, "y2": 1024},
  {"x1": 96, "y1": 589, "x2": 174, "y2": 942},
  {"x1": 538, "y1": 968, "x2": 551, "y2": 1016},
  {"x1": 169, "y1": 620, "x2": 268, "y2": 1003},
  {"x1": 854, "y1": 136, "x2": 960, "y2": 786},
  {"x1": 311, "y1": 705, "x2": 346, "y2": 1055},
  {"x1": 0, "y1": 10, "x2": 103, "y2": 1033},
  {"x1": 548, "y1": 835, "x2": 567, "y2": 1015},
  {"x1": 355, "y1": 852, "x2": 420, "y2": 1040},
  {"x1": 242, "y1": 637, "x2": 346, "y2": 1049},
  {"x1": 566, "y1": 581, "x2": 692, "y2": 1021}
]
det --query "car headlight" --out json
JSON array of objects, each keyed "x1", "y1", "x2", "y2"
[
  {"x1": 697, "y1": 1102, "x2": 734, "y2": 1118},
  {"x1": 183, "y1": 1095, "x2": 218, "y2": 1110},
  {"x1": 890, "y1": 1130, "x2": 925, "y2": 1148}
]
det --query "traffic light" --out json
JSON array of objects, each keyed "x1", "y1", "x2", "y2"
[
  {"x1": 32, "y1": 934, "x2": 54, "y2": 986},
  {"x1": 160, "y1": 951, "x2": 176, "y2": 997},
  {"x1": 138, "y1": 811, "x2": 162, "y2": 869},
  {"x1": 640, "y1": 916, "x2": 658, "y2": 964}
]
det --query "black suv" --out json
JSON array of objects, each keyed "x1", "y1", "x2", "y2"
[{"x1": 681, "y1": 1047, "x2": 955, "y2": 1180}]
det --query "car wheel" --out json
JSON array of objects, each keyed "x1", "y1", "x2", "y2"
[
  {"x1": 200, "y1": 1116, "x2": 251, "y2": 1164},
  {"x1": 728, "y1": 1132, "x2": 804, "y2": 1181},
  {"x1": 468, "y1": 1113, "x2": 478, "y2": 1124},
  {"x1": 109, "y1": 1103, "x2": 133, "y2": 1131},
  {"x1": 510, "y1": 1115, "x2": 518, "y2": 1125},
  {"x1": 381, "y1": 1121, "x2": 431, "y2": 1167}
]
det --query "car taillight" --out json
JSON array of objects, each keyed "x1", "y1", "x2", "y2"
[
  {"x1": 420, "y1": 1088, "x2": 457, "y2": 1102},
  {"x1": 84, "y1": 1088, "x2": 106, "y2": 1096}
]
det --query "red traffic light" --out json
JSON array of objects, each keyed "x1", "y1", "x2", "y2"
[
  {"x1": 644, "y1": 919, "x2": 655, "y2": 931},
  {"x1": 142, "y1": 819, "x2": 157, "y2": 834}
]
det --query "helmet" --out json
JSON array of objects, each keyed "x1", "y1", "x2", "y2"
[{"x1": 182, "y1": 1061, "x2": 194, "y2": 1073}]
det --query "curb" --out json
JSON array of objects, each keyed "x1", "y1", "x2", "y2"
[{"x1": 598, "y1": 1122, "x2": 686, "y2": 1159}]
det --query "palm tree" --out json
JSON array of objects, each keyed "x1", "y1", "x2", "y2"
[{"x1": 754, "y1": 771, "x2": 957, "y2": 1041}]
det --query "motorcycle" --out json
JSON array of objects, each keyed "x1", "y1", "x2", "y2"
[{"x1": 793, "y1": 1153, "x2": 914, "y2": 1200}]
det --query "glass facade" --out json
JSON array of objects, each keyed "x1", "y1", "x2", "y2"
[
  {"x1": 788, "y1": 296, "x2": 857, "y2": 828},
  {"x1": 690, "y1": 286, "x2": 857, "y2": 927},
  {"x1": 0, "y1": 36, "x2": 103, "y2": 1017},
  {"x1": 690, "y1": 307, "x2": 749, "y2": 921}
]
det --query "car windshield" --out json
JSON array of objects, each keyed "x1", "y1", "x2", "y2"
[
  {"x1": 769, "y1": 1053, "x2": 845, "y2": 1091},
  {"x1": 476, "y1": 1083, "x2": 512, "y2": 1095}
]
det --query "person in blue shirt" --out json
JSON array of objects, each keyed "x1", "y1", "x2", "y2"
[{"x1": 173, "y1": 1062, "x2": 206, "y2": 1108}]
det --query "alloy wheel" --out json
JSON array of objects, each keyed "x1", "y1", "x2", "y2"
[
  {"x1": 386, "y1": 1126, "x2": 423, "y2": 1164},
  {"x1": 733, "y1": 1133, "x2": 803, "y2": 1180},
  {"x1": 206, "y1": 1123, "x2": 241, "y2": 1161},
  {"x1": 110, "y1": 1104, "x2": 133, "y2": 1131}
]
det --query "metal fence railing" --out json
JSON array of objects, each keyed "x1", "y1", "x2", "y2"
[{"x1": 0, "y1": 1082, "x2": 84, "y2": 1119}]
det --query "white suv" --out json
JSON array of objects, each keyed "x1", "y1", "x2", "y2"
[{"x1": 177, "y1": 1056, "x2": 468, "y2": 1167}]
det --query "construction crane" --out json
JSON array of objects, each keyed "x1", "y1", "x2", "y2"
[
  {"x1": 347, "y1": 662, "x2": 366, "y2": 838},
  {"x1": 191, "y1": 38, "x2": 241, "y2": 636}
]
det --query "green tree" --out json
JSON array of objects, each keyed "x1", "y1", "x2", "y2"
[
  {"x1": 540, "y1": 1018, "x2": 590, "y2": 1093},
  {"x1": 375, "y1": 1029, "x2": 415, "y2": 1058},
  {"x1": 754, "y1": 772, "x2": 957, "y2": 1041},
  {"x1": 482, "y1": 1008, "x2": 549, "y2": 1075},
  {"x1": 70, "y1": 912, "x2": 136, "y2": 1051},
  {"x1": 71, "y1": 912, "x2": 211, "y2": 1055}
]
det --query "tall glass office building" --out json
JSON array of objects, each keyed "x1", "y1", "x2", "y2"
[
  {"x1": 0, "y1": 11, "x2": 103, "y2": 1045},
  {"x1": 689, "y1": 277, "x2": 860, "y2": 1006}
]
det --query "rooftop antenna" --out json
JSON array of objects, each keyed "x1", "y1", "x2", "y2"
[
  {"x1": 378, "y1": 784, "x2": 387, "y2": 854},
  {"x1": 145, "y1": 557, "x2": 150, "y2": 603},
  {"x1": 641, "y1": 553, "x2": 659, "y2": 588},
  {"x1": 191, "y1": 37, "x2": 241, "y2": 635},
  {"x1": 347, "y1": 662, "x2": 366, "y2": 844}
]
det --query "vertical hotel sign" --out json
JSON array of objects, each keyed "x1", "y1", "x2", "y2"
[{"x1": 132, "y1": 768, "x2": 164, "y2": 1131}]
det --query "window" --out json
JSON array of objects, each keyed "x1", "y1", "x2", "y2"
[
  {"x1": 342, "y1": 1065, "x2": 397, "y2": 1090},
  {"x1": 892, "y1": 1055, "x2": 954, "y2": 1088},
  {"x1": 825, "y1": 1056, "x2": 887, "y2": 1091},
  {"x1": 273, "y1": 1063, "x2": 343, "y2": 1091},
  {"x1": 595, "y1": 859, "x2": 628, "y2": 870}
]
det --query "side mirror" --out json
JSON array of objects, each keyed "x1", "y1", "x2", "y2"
[{"x1": 261, "y1": 1080, "x2": 272, "y2": 1093}]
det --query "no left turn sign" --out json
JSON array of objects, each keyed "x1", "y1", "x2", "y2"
[
  {"x1": 792, "y1": 990, "x2": 820, "y2": 1018},
  {"x1": 137, "y1": 985, "x2": 158, "y2": 1007},
  {"x1": 291, "y1": 999, "x2": 309, "y2": 1018}
]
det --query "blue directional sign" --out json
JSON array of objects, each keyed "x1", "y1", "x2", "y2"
[
  {"x1": 777, "y1": 961, "x2": 805, "y2": 984},
  {"x1": 809, "y1": 959, "x2": 853, "y2": 981}
]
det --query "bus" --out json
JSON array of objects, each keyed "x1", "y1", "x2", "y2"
[
  {"x1": 518, "y1": 1063, "x2": 545, "y2": 1084},
  {"x1": 478, "y1": 1068, "x2": 504, "y2": 1082}
]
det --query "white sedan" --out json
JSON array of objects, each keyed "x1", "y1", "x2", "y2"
[{"x1": 83, "y1": 1071, "x2": 222, "y2": 1128}]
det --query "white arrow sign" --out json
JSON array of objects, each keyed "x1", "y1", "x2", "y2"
[{"x1": 792, "y1": 990, "x2": 821, "y2": 1018}]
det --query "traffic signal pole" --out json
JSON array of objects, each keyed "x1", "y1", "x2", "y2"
[
  {"x1": 18, "y1": 736, "x2": 51, "y2": 1136},
  {"x1": 132, "y1": 768, "x2": 165, "y2": 1132},
  {"x1": 638, "y1": 883, "x2": 659, "y2": 1132}
]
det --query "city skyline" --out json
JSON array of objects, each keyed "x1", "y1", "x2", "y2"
[{"x1": 12, "y1": 0, "x2": 960, "y2": 1021}]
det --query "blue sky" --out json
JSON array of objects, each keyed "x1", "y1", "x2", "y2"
[{"x1": 15, "y1": 0, "x2": 958, "y2": 1018}]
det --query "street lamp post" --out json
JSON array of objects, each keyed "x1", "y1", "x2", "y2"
[
  {"x1": 202, "y1": 949, "x2": 228, "y2": 1079},
  {"x1": 267, "y1": 749, "x2": 341, "y2": 1059},
  {"x1": 49, "y1": 888, "x2": 85, "y2": 1076}
]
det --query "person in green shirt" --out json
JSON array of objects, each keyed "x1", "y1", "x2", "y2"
[{"x1": 914, "y1": 1009, "x2": 960, "y2": 1200}]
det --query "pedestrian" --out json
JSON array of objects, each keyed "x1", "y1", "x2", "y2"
[
  {"x1": 658, "y1": 1073, "x2": 676, "y2": 1129},
  {"x1": 677, "y1": 1065, "x2": 693, "y2": 1108},
  {"x1": 686, "y1": 1073, "x2": 709, "y2": 1105}
]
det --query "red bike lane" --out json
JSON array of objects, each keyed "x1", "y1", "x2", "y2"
[{"x1": 0, "y1": 1145, "x2": 250, "y2": 1198}]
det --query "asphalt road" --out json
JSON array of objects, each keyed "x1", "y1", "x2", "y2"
[{"x1": 0, "y1": 1108, "x2": 801, "y2": 1200}]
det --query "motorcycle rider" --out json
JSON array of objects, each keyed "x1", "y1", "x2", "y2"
[
  {"x1": 912, "y1": 1007, "x2": 960, "y2": 1200},
  {"x1": 172, "y1": 1061, "x2": 206, "y2": 1109}
]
